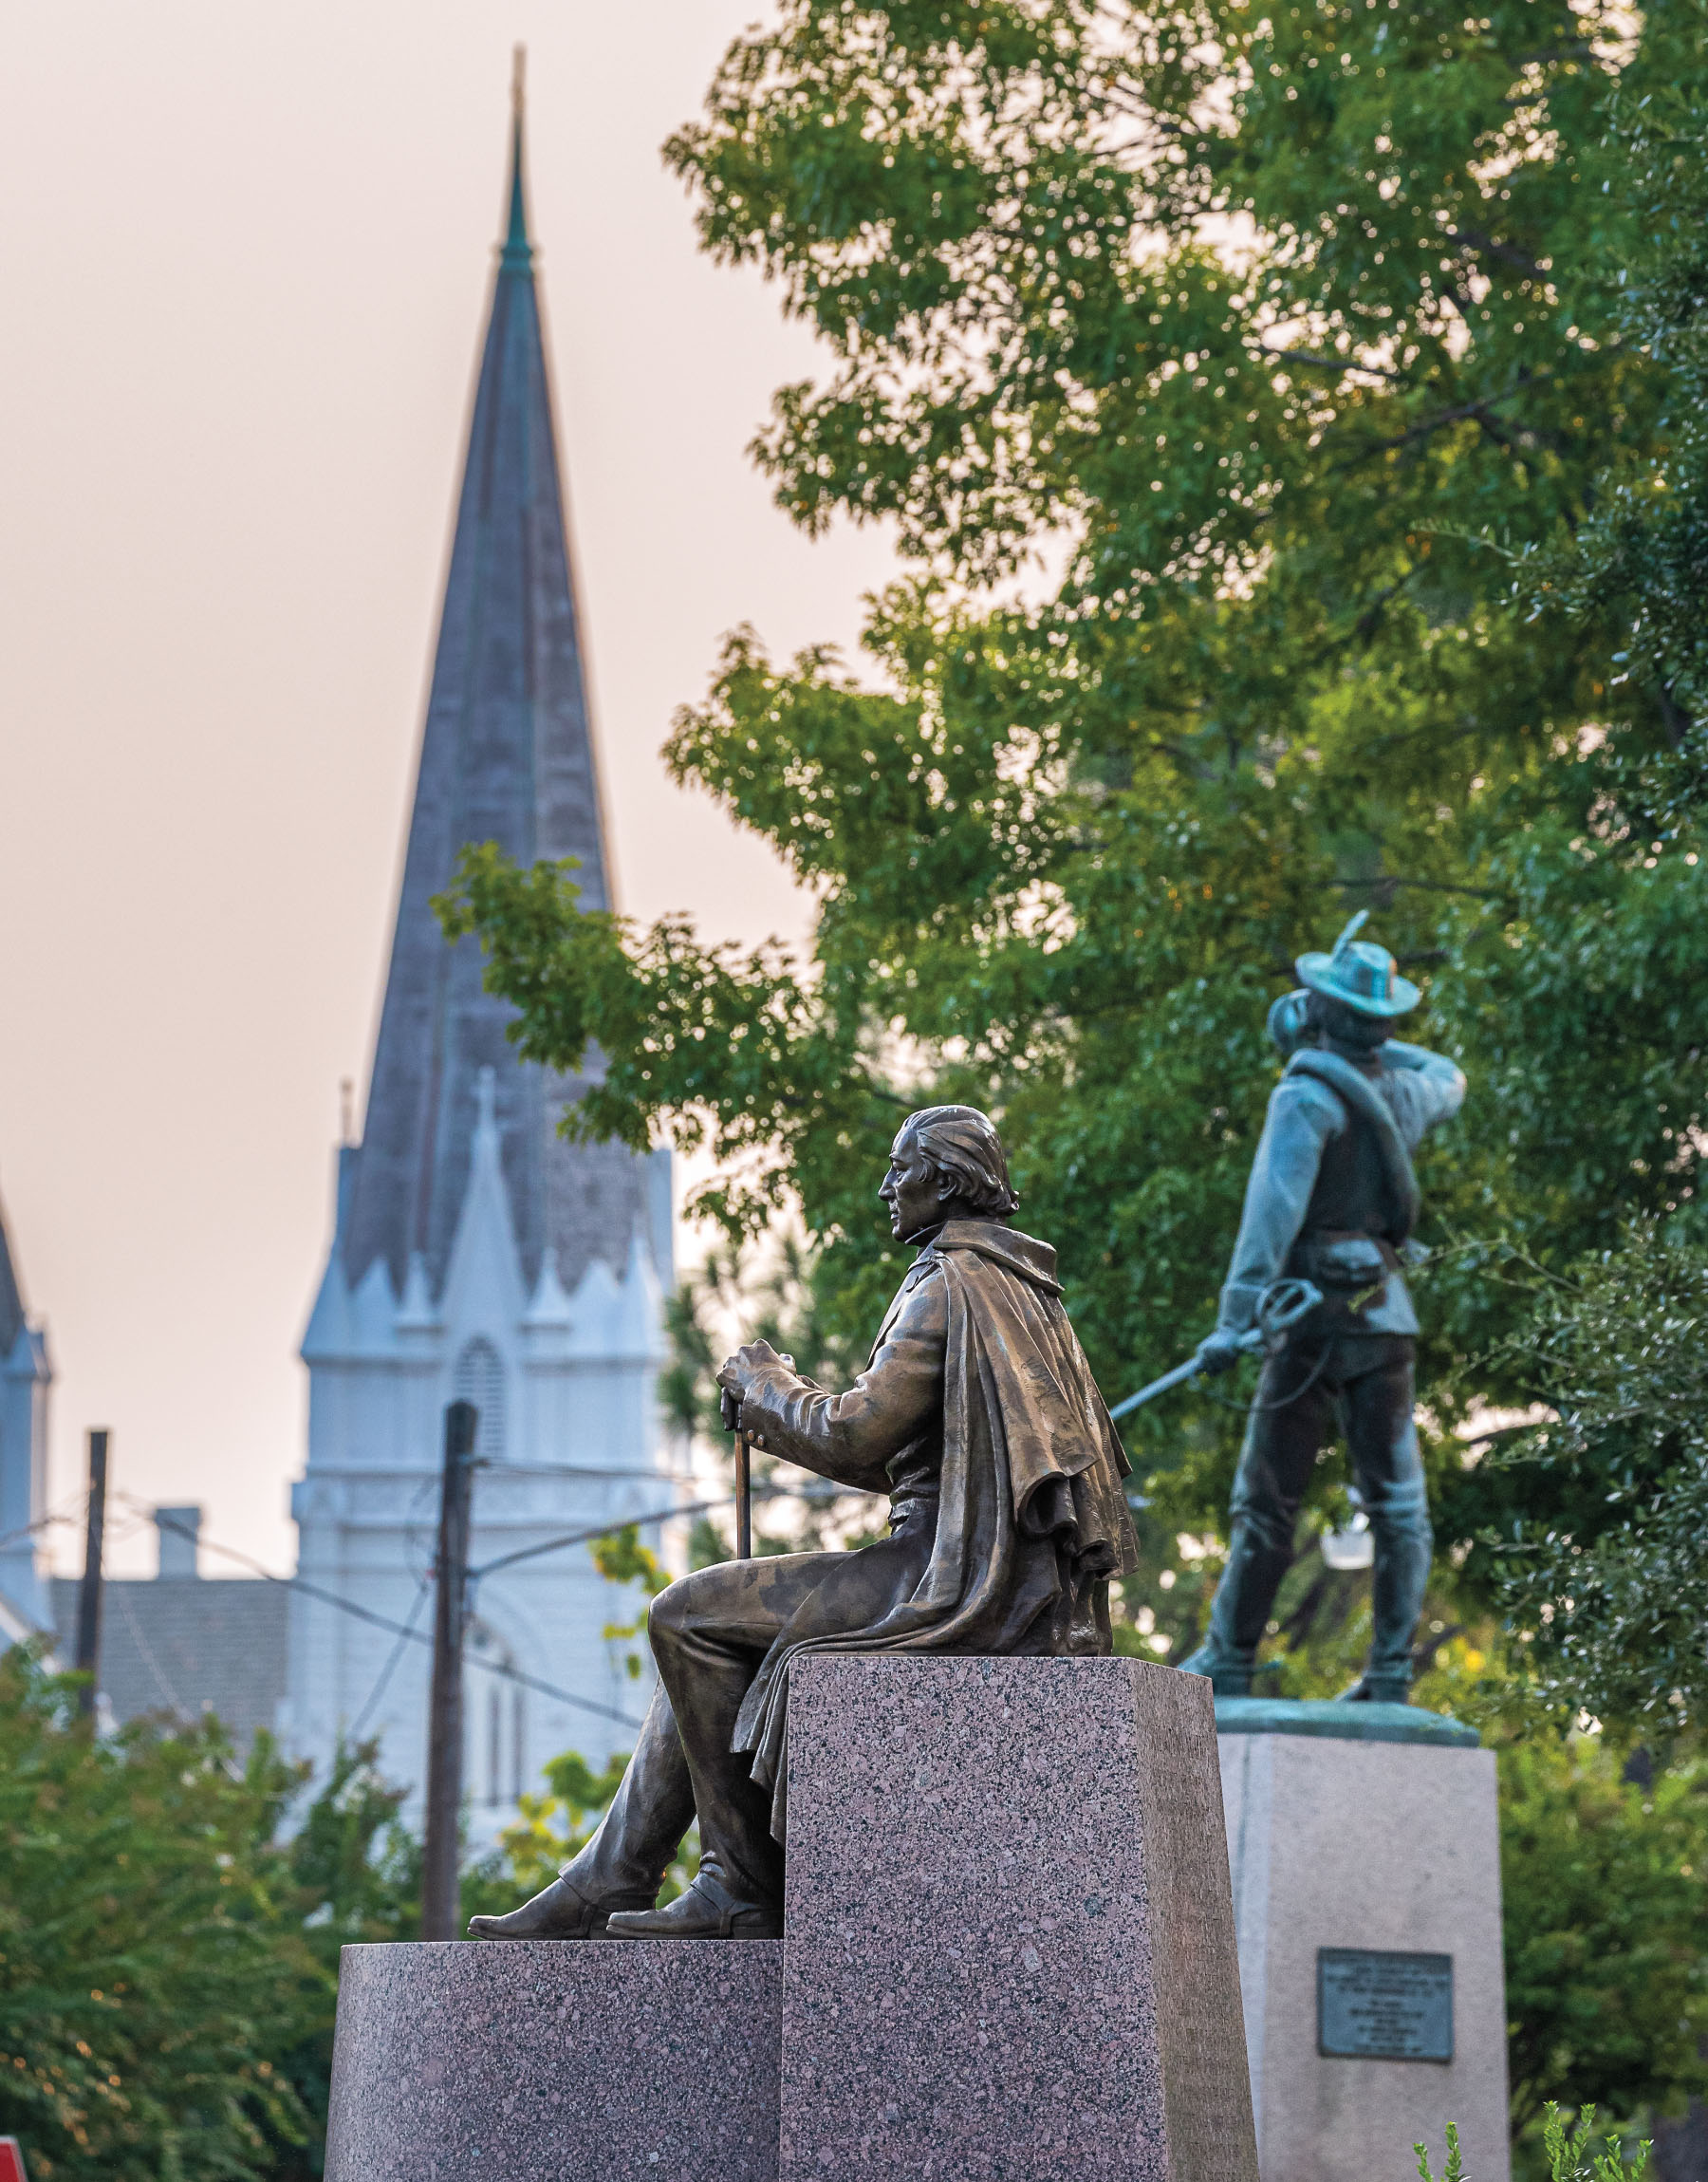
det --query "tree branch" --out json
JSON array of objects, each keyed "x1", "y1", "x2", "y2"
[
  {"x1": 1440, "y1": 226, "x2": 1549, "y2": 280},
  {"x1": 1259, "y1": 343, "x2": 1408, "y2": 382}
]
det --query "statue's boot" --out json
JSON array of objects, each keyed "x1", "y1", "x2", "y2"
[
  {"x1": 605, "y1": 1869, "x2": 782, "y2": 1942},
  {"x1": 1335, "y1": 1460, "x2": 1433, "y2": 1708},
  {"x1": 468, "y1": 1677, "x2": 697, "y2": 1941},
  {"x1": 1176, "y1": 1644, "x2": 1253, "y2": 1697},
  {"x1": 1334, "y1": 1674, "x2": 1411, "y2": 1705},
  {"x1": 467, "y1": 1873, "x2": 652, "y2": 1941},
  {"x1": 1179, "y1": 1514, "x2": 1294, "y2": 1698}
]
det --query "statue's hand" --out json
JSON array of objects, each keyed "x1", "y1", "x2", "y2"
[
  {"x1": 1195, "y1": 1328, "x2": 1247, "y2": 1378},
  {"x1": 716, "y1": 1339, "x2": 787, "y2": 1403}
]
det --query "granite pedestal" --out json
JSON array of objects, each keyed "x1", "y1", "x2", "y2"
[
  {"x1": 780, "y1": 1654, "x2": 1259, "y2": 2182},
  {"x1": 1216, "y1": 1701, "x2": 1510, "y2": 2182},
  {"x1": 325, "y1": 1658, "x2": 1259, "y2": 2181},
  {"x1": 325, "y1": 1938, "x2": 783, "y2": 2182}
]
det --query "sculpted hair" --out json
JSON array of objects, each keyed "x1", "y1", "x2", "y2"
[{"x1": 903, "y1": 1105, "x2": 1021, "y2": 1218}]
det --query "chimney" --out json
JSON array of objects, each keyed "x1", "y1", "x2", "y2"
[{"x1": 155, "y1": 1504, "x2": 202, "y2": 1579}]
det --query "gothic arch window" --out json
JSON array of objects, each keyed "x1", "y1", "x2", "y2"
[{"x1": 452, "y1": 1337, "x2": 507, "y2": 1464}]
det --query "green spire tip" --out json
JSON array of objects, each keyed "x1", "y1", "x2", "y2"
[{"x1": 500, "y1": 46, "x2": 533, "y2": 273}]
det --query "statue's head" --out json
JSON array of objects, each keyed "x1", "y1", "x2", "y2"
[
  {"x1": 880, "y1": 1104, "x2": 1020, "y2": 1242},
  {"x1": 1292, "y1": 911, "x2": 1420, "y2": 1053}
]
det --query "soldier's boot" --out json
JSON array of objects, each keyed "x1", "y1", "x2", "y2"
[
  {"x1": 1335, "y1": 1491, "x2": 1433, "y2": 1706},
  {"x1": 1179, "y1": 1520, "x2": 1294, "y2": 1697}
]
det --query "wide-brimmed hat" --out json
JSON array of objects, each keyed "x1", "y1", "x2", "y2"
[{"x1": 1295, "y1": 910, "x2": 1420, "y2": 1018}]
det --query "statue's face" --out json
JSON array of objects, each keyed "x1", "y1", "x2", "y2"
[{"x1": 880, "y1": 1129, "x2": 945, "y2": 1241}]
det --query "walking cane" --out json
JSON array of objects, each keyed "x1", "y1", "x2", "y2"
[{"x1": 720, "y1": 1389, "x2": 753, "y2": 1558}]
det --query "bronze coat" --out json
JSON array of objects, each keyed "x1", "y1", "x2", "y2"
[{"x1": 730, "y1": 1219, "x2": 1139, "y2": 1837}]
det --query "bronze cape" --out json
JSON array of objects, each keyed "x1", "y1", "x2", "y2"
[
  {"x1": 524, "y1": 1217, "x2": 1138, "y2": 1917},
  {"x1": 730, "y1": 1218, "x2": 1139, "y2": 1838}
]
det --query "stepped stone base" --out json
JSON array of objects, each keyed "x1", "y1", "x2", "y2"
[
  {"x1": 781, "y1": 1654, "x2": 1258, "y2": 2182},
  {"x1": 325, "y1": 1938, "x2": 782, "y2": 2182},
  {"x1": 325, "y1": 1658, "x2": 1259, "y2": 2182}
]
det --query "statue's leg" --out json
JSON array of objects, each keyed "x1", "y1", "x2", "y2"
[
  {"x1": 467, "y1": 1677, "x2": 696, "y2": 1940},
  {"x1": 633, "y1": 1557, "x2": 809, "y2": 1916},
  {"x1": 1342, "y1": 1338, "x2": 1431, "y2": 1701},
  {"x1": 1183, "y1": 1343, "x2": 1333, "y2": 1694},
  {"x1": 610, "y1": 1547, "x2": 897, "y2": 1937}
]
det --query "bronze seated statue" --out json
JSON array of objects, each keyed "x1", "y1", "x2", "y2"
[{"x1": 471, "y1": 1104, "x2": 1138, "y2": 1943}]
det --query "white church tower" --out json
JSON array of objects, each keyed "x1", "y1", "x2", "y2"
[{"x1": 288, "y1": 73, "x2": 681, "y2": 1833}]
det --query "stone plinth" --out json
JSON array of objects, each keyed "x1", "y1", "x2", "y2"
[
  {"x1": 780, "y1": 1654, "x2": 1258, "y2": 2182},
  {"x1": 1216, "y1": 1705, "x2": 1509, "y2": 2182},
  {"x1": 325, "y1": 1938, "x2": 782, "y2": 2182}
]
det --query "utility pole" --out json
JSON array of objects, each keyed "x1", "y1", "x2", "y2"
[
  {"x1": 74, "y1": 1429, "x2": 110, "y2": 1721},
  {"x1": 421, "y1": 1400, "x2": 478, "y2": 1940}
]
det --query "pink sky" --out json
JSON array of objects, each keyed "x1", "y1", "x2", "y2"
[{"x1": 0, "y1": 2, "x2": 896, "y2": 1575}]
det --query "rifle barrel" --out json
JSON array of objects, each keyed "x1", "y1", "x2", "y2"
[{"x1": 1109, "y1": 1355, "x2": 1203, "y2": 1422}]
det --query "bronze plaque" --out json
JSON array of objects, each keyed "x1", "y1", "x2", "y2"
[{"x1": 1318, "y1": 1948, "x2": 1453, "y2": 2061}]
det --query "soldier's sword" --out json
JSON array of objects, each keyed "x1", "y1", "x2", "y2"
[{"x1": 1107, "y1": 1277, "x2": 1325, "y2": 1425}]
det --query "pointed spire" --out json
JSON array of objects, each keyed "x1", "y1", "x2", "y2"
[
  {"x1": 339, "y1": 57, "x2": 651, "y2": 1311},
  {"x1": 501, "y1": 46, "x2": 533, "y2": 275}
]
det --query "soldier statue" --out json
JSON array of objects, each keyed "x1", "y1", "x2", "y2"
[
  {"x1": 1179, "y1": 915, "x2": 1465, "y2": 1705},
  {"x1": 472, "y1": 1104, "x2": 1138, "y2": 1942}
]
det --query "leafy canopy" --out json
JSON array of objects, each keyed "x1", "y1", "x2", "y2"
[{"x1": 440, "y1": 0, "x2": 1704, "y2": 1613}]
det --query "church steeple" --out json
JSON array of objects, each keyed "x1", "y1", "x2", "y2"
[
  {"x1": 337, "y1": 62, "x2": 650, "y2": 1306},
  {"x1": 500, "y1": 47, "x2": 533, "y2": 276}
]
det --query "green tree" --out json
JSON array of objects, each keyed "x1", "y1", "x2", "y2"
[
  {"x1": 1468, "y1": 1225, "x2": 1708, "y2": 1736},
  {"x1": 257, "y1": 1742, "x2": 423, "y2": 2182},
  {"x1": 1521, "y1": 25, "x2": 1708, "y2": 769},
  {"x1": 0, "y1": 1650, "x2": 313, "y2": 2182},
  {"x1": 1449, "y1": 35, "x2": 1708, "y2": 1742},
  {"x1": 441, "y1": 0, "x2": 1703, "y2": 1583},
  {"x1": 1501, "y1": 1737, "x2": 1708, "y2": 2138}
]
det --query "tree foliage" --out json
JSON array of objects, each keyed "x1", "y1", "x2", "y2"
[
  {"x1": 1522, "y1": 24, "x2": 1708, "y2": 761},
  {"x1": 442, "y1": 0, "x2": 1703, "y2": 1560},
  {"x1": 1501, "y1": 1736, "x2": 1708, "y2": 2135},
  {"x1": 0, "y1": 1651, "x2": 314, "y2": 2182},
  {"x1": 1474, "y1": 1225, "x2": 1708, "y2": 1736}
]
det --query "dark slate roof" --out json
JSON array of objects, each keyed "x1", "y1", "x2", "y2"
[
  {"x1": 0, "y1": 1184, "x2": 28, "y2": 1358},
  {"x1": 341, "y1": 92, "x2": 653, "y2": 1303},
  {"x1": 49, "y1": 1577, "x2": 289, "y2": 1749}
]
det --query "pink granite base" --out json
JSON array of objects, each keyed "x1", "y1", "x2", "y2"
[
  {"x1": 779, "y1": 1655, "x2": 1258, "y2": 2182},
  {"x1": 325, "y1": 1939, "x2": 782, "y2": 2182}
]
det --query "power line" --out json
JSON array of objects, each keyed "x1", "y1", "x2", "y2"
[
  {"x1": 129, "y1": 1471, "x2": 843, "y2": 1734},
  {"x1": 0, "y1": 1500, "x2": 84, "y2": 1557},
  {"x1": 470, "y1": 1490, "x2": 758, "y2": 1579},
  {"x1": 129, "y1": 1499, "x2": 647, "y2": 1731},
  {"x1": 347, "y1": 1574, "x2": 433, "y2": 1741}
]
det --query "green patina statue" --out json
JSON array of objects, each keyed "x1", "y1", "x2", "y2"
[{"x1": 1180, "y1": 915, "x2": 1466, "y2": 1706}]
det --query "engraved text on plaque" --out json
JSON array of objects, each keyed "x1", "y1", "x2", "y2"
[{"x1": 1317, "y1": 1948, "x2": 1453, "y2": 2061}]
